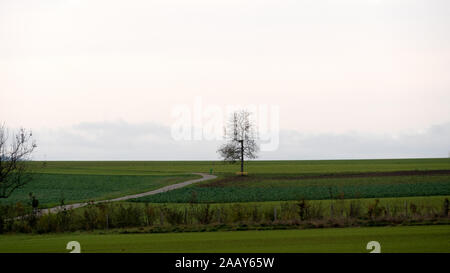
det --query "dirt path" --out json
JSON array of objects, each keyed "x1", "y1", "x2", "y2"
[{"x1": 38, "y1": 173, "x2": 216, "y2": 215}]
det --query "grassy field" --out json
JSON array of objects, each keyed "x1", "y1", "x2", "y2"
[
  {"x1": 18, "y1": 158, "x2": 450, "y2": 204},
  {"x1": 0, "y1": 225, "x2": 448, "y2": 253},
  {"x1": 27, "y1": 158, "x2": 450, "y2": 175},
  {"x1": 132, "y1": 174, "x2": 450, "y2": 203},
  {"x1": 0, "y1": 173, "x2": 198, "y2": 208}
]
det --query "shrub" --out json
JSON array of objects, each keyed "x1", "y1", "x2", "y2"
[
  {"x1": 251, "y1": 206, "x2": 261, "y2": 223},
  {"x1": 367, "y1": 199, "x2": 385, "y2": 218},
  {"x1": 82, "y1": 205, "x2": 100, "y2": 230},
  {"x1": 308, "y1": 202, "x2": 325, "y2": 220},
  {"x1": 161, "y1": 206, "x2": 184, "y2": 225},
  {"x1": 410, "y1": 203, "x2": 418, "y2": 215},
  {"x1": 55, "y1": 209, "x2": 73, "y2": 232},
  {"x1": 443, "y1": 198, "x2": 449, "y2": 216},
  {"x1": 113, "y1": 204, "x2": 142, "y2": 228},
  {"x1": 230, "y1": 204, "x2": 246, "y2": 223},
  {"x1": 348, "y1": 200, "x2": 362, "y2": 218},
  {"x1": 297, "y1": 199, "x2": 309, "y2": 221},
  {"x1": 144, "y1": 203, "x2": 157, "y2": 226},
  {"x1": 193, "y1": 204, "x2": 213, "y2": 225}
]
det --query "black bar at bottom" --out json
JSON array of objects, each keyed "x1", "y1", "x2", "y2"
[{"x1": 0, "y1": 253, "x2": 446, "y2": 272}]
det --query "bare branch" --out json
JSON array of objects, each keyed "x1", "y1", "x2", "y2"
[
  {"x1": 217, "y1": 110, "x2": 259, "y2": 172},
  {"x1": 0, "y1": 124, "x2": 37, "y2": 199}
]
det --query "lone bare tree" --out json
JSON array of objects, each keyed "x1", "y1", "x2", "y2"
[
  {"x1": 0, "y1": 124, "x2": 37, "y2": 199},
  {"x1": 217, "y1": 110, "x2": 258, "y2": 174}
]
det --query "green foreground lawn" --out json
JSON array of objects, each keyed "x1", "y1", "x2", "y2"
[{"x1": 0, "y1": 225, "x2": 448, "y2": 253}]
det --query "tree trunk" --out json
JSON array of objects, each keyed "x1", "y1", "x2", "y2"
[{"x1": 240, "y1": 140, "x2": 244, "y2": 174}]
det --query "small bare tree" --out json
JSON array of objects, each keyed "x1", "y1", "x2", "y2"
[
  {"x1": 217, "y1": 110, "x2": 258, "y2": 174},
  {"x1": 0, "y1": 124, "x2": 37, "y2": 199}
]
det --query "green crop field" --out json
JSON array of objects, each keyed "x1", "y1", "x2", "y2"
[
  {"x1": 27, "y1": 158, "x2": 450, "y2": 175},
  {"x1": 132, "y1": 174, "x2": 450, "y2": 203},
  {"x1": 0, "y1": 225, "x2": 448, "y2": 253},
  {"x1": 6, "y1": 158, "x2": 449, "y2": 205},
  {"x1": 0, "y1": 173, "x2": 198, "y2": 208}
]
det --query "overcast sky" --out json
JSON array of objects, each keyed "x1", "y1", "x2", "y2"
[{"x1": 1, "y1": 0, "x2": 449, "y2": 160}]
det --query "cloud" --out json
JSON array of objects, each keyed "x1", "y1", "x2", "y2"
[
  {"x1": 32, "y1": 120, "x2": 450, "y2": 160},
  {"x1": 34, "y1": 120, "x2": 221, "y2": 160},
  {"x1": 261, "y1": 122, "x2": 450, "y2": 159}
]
